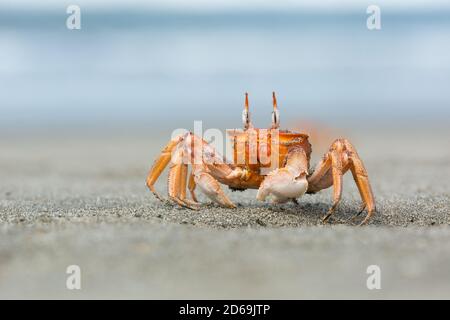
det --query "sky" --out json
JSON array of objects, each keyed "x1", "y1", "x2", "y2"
[{"x1": 1, "y1": 0, "x2": 449, "y2": 12}]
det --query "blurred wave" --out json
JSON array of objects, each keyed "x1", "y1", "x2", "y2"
[{"x1": 1, "y1": 10, "x2": 449, "y2": 133}]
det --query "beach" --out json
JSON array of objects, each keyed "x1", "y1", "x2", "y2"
[{"x1": 1, "y1": 127, "x2": 449, "y2": 299}]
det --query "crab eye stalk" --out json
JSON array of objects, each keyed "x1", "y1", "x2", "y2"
[
  {"x1": 242, "y1": 92, "x2": 252, "y2": 129},
  {"x1": 271, "y1": 91, "x2": 280, "y2": 129}
]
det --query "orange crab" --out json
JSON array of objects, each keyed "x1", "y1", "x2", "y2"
[{"x1": 146, "y1": 93, "x2": 376, "y2": 225}]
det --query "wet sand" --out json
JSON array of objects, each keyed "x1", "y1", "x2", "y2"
[{"x1": 0, "y1": 127, "x2": 449, "y2": 299}]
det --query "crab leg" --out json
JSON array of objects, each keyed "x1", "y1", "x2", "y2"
[
  {"x1": 146, "y1": 134, "x2": 184, "y2": 200},
  {"x1": 166, "y1": 148, "x2": 200, "y2": 209},
  {"x1": 307, "y1": 155, "x2": 332, "y2": 191},
  {"x1": 347, "y1": 145, "x2": 376, "y2": 224},
  {"x1": 179, "y1": 164, "x2": 188, "y2": 200},
  {"x1": 321, "y1": 149, "x2": 348, "y2": 222},
  {"x1": 307, "y1": 139, "x2": 375, "y2": 225},
  {"x1": 179, "y1": 164, "x2": 200, "y2": 208},
  {"x1": 167, "y1": 163, "x2": 183, "y2": 204},
  {"x1": 147, "y1": 132, "x2": 238, "y2": 209}
]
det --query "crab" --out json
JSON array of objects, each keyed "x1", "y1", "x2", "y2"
[{"x1": 146, "y1": 92, "x2": 376, "y2": 225}]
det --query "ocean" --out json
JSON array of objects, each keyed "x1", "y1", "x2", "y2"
[{"x1": 1, "y1": 9, "x2": 449, "y2": 133}]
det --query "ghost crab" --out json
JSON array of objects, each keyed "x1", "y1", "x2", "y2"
[{"x1": 146, "y1": 93, "x2": 376, "y2": 225}]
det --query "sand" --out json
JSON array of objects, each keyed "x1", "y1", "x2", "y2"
[{"x1": 0, "y1": 127, "x2": 449, "y2": 299}]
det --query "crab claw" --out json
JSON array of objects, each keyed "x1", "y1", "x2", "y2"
[
  {"x1": 194, "y1": 171, "x2": 236, "y2": 208},
  {"x1": 257, "y1": 168, "x2": 308, "y2": 204}
]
